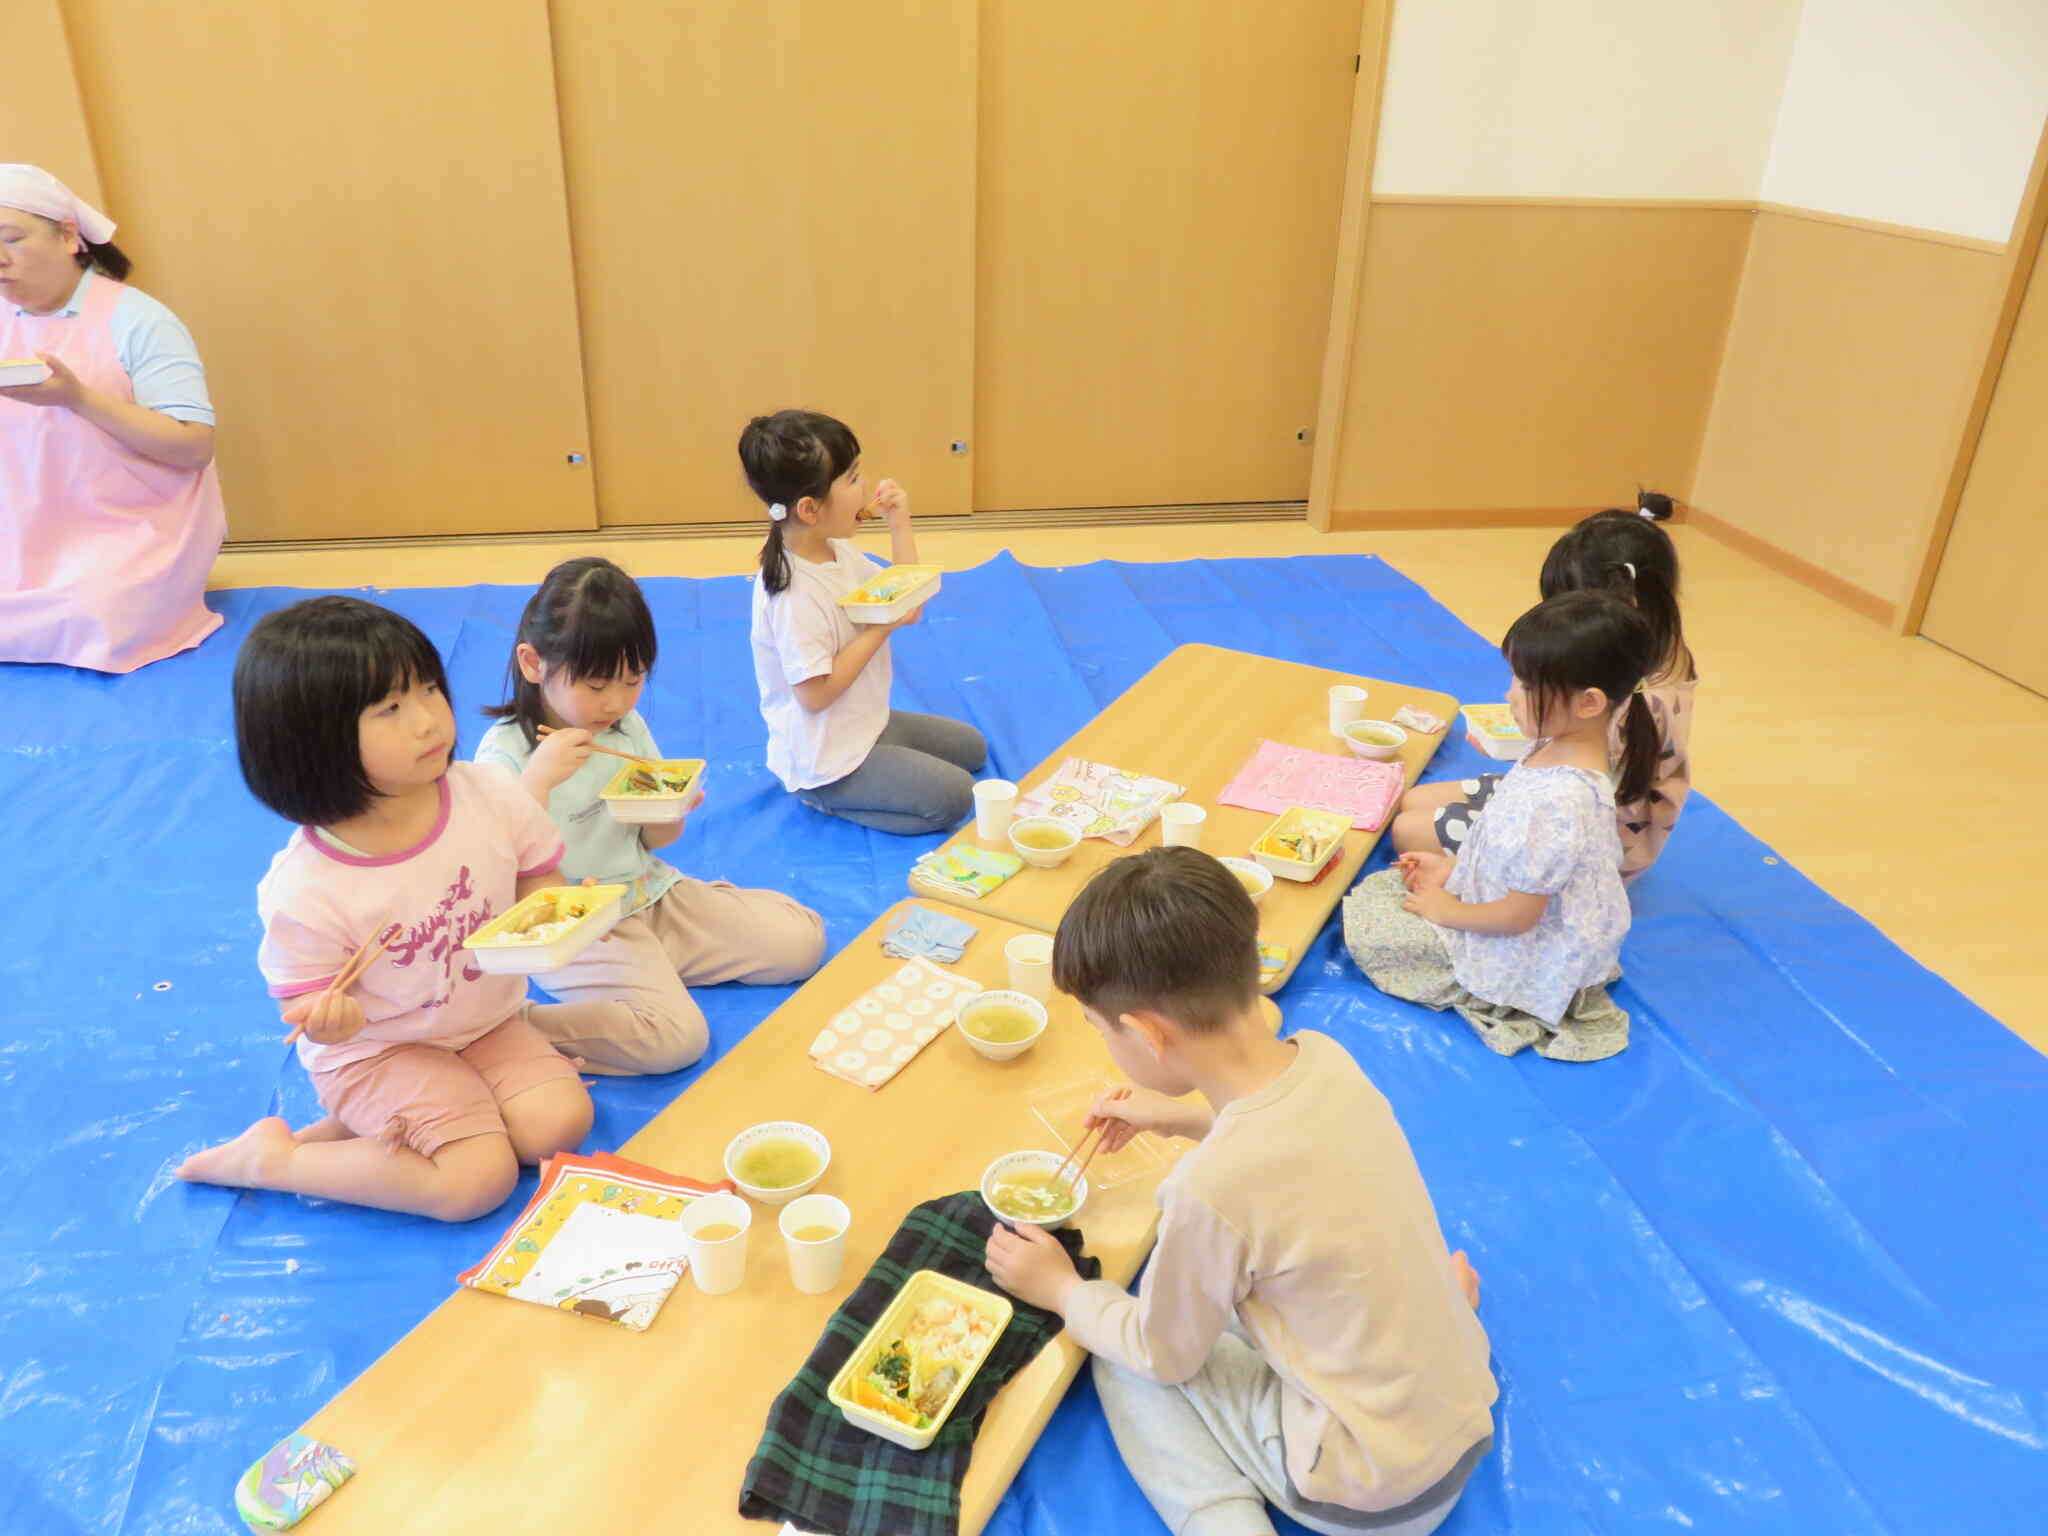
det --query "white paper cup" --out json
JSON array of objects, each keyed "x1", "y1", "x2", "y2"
[
  {"x1": 1005, "y1": 933, "x2": 1054, "y2": 1001},
  {"x1": 1328, "y1": 684, "x2": 1368, "y2": 734},
  {"x1": 779, "y1": 1194, "x2": 851, "y2": 1295},
  {"x1": 973, "y1": 779, "x2": 1019, "y2": 841},
  {"x1": 680, "y1": 1191, "x2": 752, "y2": 1296},
  {"x1": 1160, "y1": 801, "x2": 1207, "y2": 849}
]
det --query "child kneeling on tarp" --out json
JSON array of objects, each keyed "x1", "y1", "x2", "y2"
[{"x1": 984, "y1": 847, "x2": 1496, "y2": 1536}]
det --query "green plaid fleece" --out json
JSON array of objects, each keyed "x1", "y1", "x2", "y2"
[{"x1": 737, "y1": 1191, "x2": 1100, "y2": 1536}]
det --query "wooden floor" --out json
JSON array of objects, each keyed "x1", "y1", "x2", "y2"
[{"x1": 213, "y1": 518, "x2": 2048, "y2": 1054}]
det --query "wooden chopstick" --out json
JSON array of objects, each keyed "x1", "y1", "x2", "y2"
[
  {"x1": 283, "y1": 921, "x2": 398, "y2": 1044},
  {"x1": 1066, "y1": 1128, "x2": 1109, "y2": 1195},
  {"x1": 534, "y1": 723, "x2": 659, "y2": 770},
  {"x1": 1050, "y1": 1122, "x2": 1103, "y2": 1188}
]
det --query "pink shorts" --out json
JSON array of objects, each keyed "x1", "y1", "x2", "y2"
[{"x1": 309, "y1": 1011, "x2": 580, "y2": 1158}]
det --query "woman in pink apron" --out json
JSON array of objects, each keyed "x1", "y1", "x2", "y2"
[{"x1": 0, "y1": 164, "x2": 224, "y2": 672}]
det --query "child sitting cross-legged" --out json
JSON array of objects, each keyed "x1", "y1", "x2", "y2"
[{"x1": 984, "y1": 847, "x2": 1496, "y2": 1536}]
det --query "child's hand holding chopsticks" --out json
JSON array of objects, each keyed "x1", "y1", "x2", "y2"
[{"x1": 281, "y1": 922, "x2": 398, "y2": 1046}]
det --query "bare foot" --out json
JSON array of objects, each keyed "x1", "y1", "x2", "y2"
[
  {"x1": 292, "y1": 1115, "x2": 355, "y2": 1145},
  {"x1": 1451, "y1": 1249, "x2": 1481, "y2": 1311},
  {"x1": 176, "y1": 1116, "x2": 295, "y2": 1190}
]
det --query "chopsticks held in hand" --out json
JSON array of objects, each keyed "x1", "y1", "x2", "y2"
[
  {"x1": 283, "y1": 920, "x2": 399, "y2": 1044},
  {"x1": 535, "y1": 723, "x2": 657, "y2": 770},
  {"x1": 1051, "y1": 1087, "x2": 1130, "y2": 1196}
]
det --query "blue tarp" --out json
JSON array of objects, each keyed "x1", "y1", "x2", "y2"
[{"x1": 2, "y1": 552, "x2": 2041, "y2": 1535}]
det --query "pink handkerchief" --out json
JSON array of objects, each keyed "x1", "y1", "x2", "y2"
[
  {"x1": 1217, "y1": 739, "x2": 1405, "y2": 831},
  {"x1": 807, "y1": 956, "x2": 984, "y2": 1090}
]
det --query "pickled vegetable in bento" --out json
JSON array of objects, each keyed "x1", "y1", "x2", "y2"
[
  {"x1": 852, "y1": 1295, "x2": 1000, "y2": 1429},
  {"x1": 732, "y1": 1136, "x2": 821, "y2": 1190},
  {"x1": 988, "y1": 1169, "x2": 1077, "y2": 1222},
  {"x1": 620, "y1": 765, "x2": 696, "y2": 796},
  {"x1": 478, "y1": 892, "x2": 594, "y2": 946},
  {"x1": 962, "y1": 1004, "x2": 1038, "y2": 1043}
]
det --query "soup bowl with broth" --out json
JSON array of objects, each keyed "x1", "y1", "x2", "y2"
[
  {"x1": 723, "y1": 1120, "x2": 832, "y2": 1205},
  {"x1": 1215, "y1": 856, "x2": 1274, "y2": 905},
  {"x1": 1007, "y1": 817, "x2": 1082, "y2": 869},
  {"x1": 956, "y1": 988, "x2": 1049, "y2": 1062},
  {"x1": 980, "y1": 1149, "x2": 1088, "y2": 1229}
]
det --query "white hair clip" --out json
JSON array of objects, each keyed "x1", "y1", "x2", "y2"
[
  {"x1": 767, "y1": 502, "x2": 787, "y2": 522},
  {"x1": 1622, "y1": 561, "x2": 1637, "y2": 579}
]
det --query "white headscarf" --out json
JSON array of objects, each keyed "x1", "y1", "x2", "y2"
[{"x1": 0, "y1": 164, "x2": 116, "y2": 246}]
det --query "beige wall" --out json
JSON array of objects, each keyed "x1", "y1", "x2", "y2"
[
  {"x1": 4, "y1": 1, "x2": 100, "y2": 204},
  {"x1": 1329, "y1": 200, "x2": 1750, "y2": 516},
  {"x1": 1690, "y1": 211, "x2": 2004, "y2": 613}
]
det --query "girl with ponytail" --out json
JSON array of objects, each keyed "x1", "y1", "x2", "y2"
[
  {"x1": 1394, "y1": 509, "x2": 1698, "y2": 879},
  {"x1": 1344, "y1": 592, "x2": 1654, "y2": 1062}
]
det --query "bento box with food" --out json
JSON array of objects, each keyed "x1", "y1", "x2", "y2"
[
  {"x1": 462, "y1": 884, "x2": 626, "y2": 974},
  {"x1": 827, "y1": 1270, "x2": 1013, "y2": 1450},
  {"x1": 597, "y1": 758, "x2": 706, "y2": 824},
  {"x1": 0, "y1": 359, "x2": 52, "y2": 387},
  {"x1": 1461, "y1": 703, "x2": 1532, "y2": 761},
  {"x1": 1250, "y1": 806, "x2": 1351, "y2": 882},
  {"x1": 836, "y1": 564, "x2": 942, "y2": 625}
]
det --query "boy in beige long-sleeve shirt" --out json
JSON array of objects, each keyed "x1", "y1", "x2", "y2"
[{"x1": 986, "y1": 848, "x2": 1497, "y2": 1536}]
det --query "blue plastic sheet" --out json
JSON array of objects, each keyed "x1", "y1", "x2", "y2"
[{"x1": 2, "y1": 551, "x2": 2043, "y2": 1535}]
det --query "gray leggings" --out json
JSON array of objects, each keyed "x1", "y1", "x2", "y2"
[{"x1": 799, "y1": 710, "x2": 987, "y2": 835}]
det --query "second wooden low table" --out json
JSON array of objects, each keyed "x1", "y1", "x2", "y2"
[{"x1": 914, "y1": 642, "x2": 1459, "y2": 991}]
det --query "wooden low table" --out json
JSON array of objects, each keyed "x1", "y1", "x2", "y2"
[
  {"x1": 297, "y1": 900, "x2": 1233, "y2": 1534},
  {"x1": 914, "y1": 643, "x2": 1458, "y2": 991}
]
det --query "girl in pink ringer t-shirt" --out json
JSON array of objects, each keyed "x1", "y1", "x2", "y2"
[{"x1": 175, "y1": 598, "x2": 593, "y2": 1222}]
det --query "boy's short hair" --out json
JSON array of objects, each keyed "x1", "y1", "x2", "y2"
[
  {"x1": 233, "y1": 596, "x2": 450, "y2": 827},
  {"x1": 1052, "y1": 847, "x2": 1260, "y2": 1033}
]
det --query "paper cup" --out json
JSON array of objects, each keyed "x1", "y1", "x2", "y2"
[
  {"x1": 973, "y1": 779, "x2": 1019, "y2": 841},
  {"x1": 1160, "y1": 801, "x2": 1206, "y2": 849},
  {"x1": 779, "y1": 1194, "x2": 851, "y2": 1295},
  {"x1": 1327, "y1": 684, "x2": 1368, "y2": 734},
  {"x1": 681, "y1": 1191, "x2": 752, "y2": 1296},
  {"x1": 1005, "y1": 933, "x2": 1054, "y2": 1002}
]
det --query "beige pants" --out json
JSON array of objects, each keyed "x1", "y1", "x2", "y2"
[{"x1": 527, "y1": 877, "x2": 825, "y2": 1075}]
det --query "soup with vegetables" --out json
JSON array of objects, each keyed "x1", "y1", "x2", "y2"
[
  {"x1": 963, "y1": 1004, "x2": 1039, "y2": 1043},
  {"x1": 989, "y1": 1169, "x2": 1076, "y2": 1221},
  {"x1": 734, "y1": 1137, "x2": 821, "y2": 1189}
]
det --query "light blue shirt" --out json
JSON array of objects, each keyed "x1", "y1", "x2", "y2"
[
  {"x1": 36, "y1": 268, "x2": 215, "y2": 425},
  {"x1": 1443, "y1": 760, "x2": 1629, "y2": 1023},
  {"x1": 473, "y1": 709, "x2": 682, "y2": 917}
]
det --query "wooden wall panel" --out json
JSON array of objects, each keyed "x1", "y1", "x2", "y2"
[
  {"x1": 552, "y1": 0, "x2": 976, "y2": 526},
  {"x1": 1331, "y1": 201, "x2": 1750, "y2": 515},
  {"x1": 1922, "y1": 231, "x2": 2048, "y2": 693},
  {"x1": 974, "y1": 0, "x2": 1361, "y2": 510},
  {"x1": 1692, "y1": 210, "x2": 2003, "y2": 610},
  {"x1": 60, "y1": 0, "x2": 597, "y2": 541},
  {"x1": 4, "y1": 2, "x2": 101, "y2": 204}
]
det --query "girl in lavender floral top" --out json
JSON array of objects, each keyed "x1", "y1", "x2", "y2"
[{"x1": 1344, "y1": 592, "x2": 1659, "y2": 1062}]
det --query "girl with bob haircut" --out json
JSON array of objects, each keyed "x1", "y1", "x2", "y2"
[
  {"x1": 1347, "y1": 590, "x2": 1656, "y2": 1062},
  {"x1": 177, "y1": 596, "x2": 593, "y2": 1221},
  {"x1": 741, "y1": 408, "x2": 986, "y2": 835},
  {"x1": 475, "y1": 557, "x2": 824, "y2": 1076},
  {"x1": 1393, "y1": 508, "x2": 1697, "y2": 879}
]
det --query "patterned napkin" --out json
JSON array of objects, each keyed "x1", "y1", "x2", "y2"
[
  {"x1": 808, "y1": 957, "x2": 984, "y2": 1090},
  {"x1": 1217, "y1": 739, "x2": 1405, "y2": 831},
  {"x1": 881, "y1": 905, "x2": 979, "y2": 964},
  {"x1": 738, "y1": 1192, "x2": 1099, "y2": 1536},
  {"x1": 1010, "y1": 757, "x2": 1184, "y2": 846},
  {"x1": 909, "y1": 844, "x2": 1023, "y2": 902}
]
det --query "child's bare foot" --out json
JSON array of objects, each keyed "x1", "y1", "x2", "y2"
[
  {"x1": 292, "y1": 1115, "x2": 354, "y2": 1145},
  {"x1": 176, "y1": 1117, "x2": 295, "y2": 1190},
  {"x1": 1451, "y1": 1249, "x2": 1481, "y2": 1310}
]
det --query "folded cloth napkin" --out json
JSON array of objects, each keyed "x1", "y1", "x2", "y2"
[
  {"x1": 809, "y1": 957, "x2": 984, "y2": 1090},
  {"x1": 909, "y1": 844, "x2": 1023, "y2": 902},
  {"x1": 738, "y1": 1192, "x2": 1101, "y2": 1536},
  {"x1": 1393, "y1": 704, "x2": 1446, "y2": 735},
  {"x1": 881, "y1": 905, "x2": 979, "y2": 964}
]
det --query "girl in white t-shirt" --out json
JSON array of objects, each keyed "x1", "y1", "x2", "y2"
[{"x1": 741, "y1": 409, "x2": 986, "y2": 834}]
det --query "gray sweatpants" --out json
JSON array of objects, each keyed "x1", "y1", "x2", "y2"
[
  {"x1": 799, "y1": 709, "x2": 987, "y2": 835},
  {"x1": 1091, "y1": 1332, "x2": 1486, "y2": 1536}
]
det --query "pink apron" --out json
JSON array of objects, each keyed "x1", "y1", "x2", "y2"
[{"x1": 0, "y1": 274, "x2": 225, "y2": 672}]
